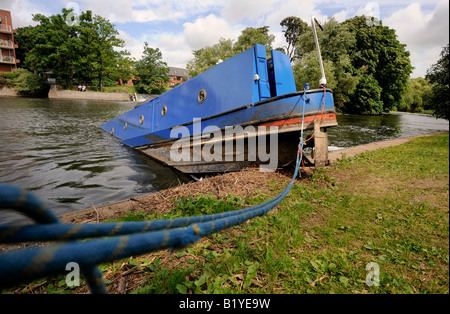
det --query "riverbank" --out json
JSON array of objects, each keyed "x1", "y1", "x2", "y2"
[
  {"x1": 61, "y1": 131, "x2": 448, "y2": 224},
  {"x1": 48, "y1": 85, "x2": 133, "y2": 101},
  {"x1": 1, "y1": 85, "x2": 135, "y2": 101},
  {"x1": 0, "y1": 86, "x2": 19, "y2": 97}
]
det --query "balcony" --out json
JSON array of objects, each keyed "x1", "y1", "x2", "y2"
[
  {"x1": 0, "y1": 39, "x2": 16, "y2": 49},
  {"x1": 0, "y1": 24, "x2": 13, "y2": 33},
  {"x1": 0, "y1": 55, "x2": 16, "y2": 64}
]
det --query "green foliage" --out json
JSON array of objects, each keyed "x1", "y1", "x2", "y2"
[
  {"x1": 293, "y1": 16, "x2": 412, "y2": 114},
  {"x1": 293, "y1": 18, "x2": 359, "y2": 112},
  {"x1": 349, "y1": 73, "x2": 384, "y2": 114},
  {"x1": 234, "y1": 26, "x2": 275, "y2": 55},
  {"x1": 399, "y1": 78, "x2": 432, "y2": 112},
  {"x1": 345, "y1": 16, "x2": 413, "y2": 113},
  {"x1": 187, "y1": 26, "x2": 275, "y2": 77},
  {"x1": 293, "y1": 52, "x2": 337, "y2": 90},
  {"x1": 10, "y1": 68, "x2": 43, "y2": 93},
  {"x1": 187, "y1": 38, "x2": 235, "y2": 77},
  {"x1": 15, "y1": 9, "x2": 133, "y2": 91},
  {"x1": 134, "y1": 43, "x2": 169, "y2": 95},
  {"x1": 0, "y1": 68, "x2": 44, "y2": 94},
  {"x1": 170, "y1": 193, "x2": 244, "y2": 218},
  {"x1": 280, "y1": 16, "x2": 309, "y2": 62},
  {"x1": 86, "y1": 15, "x2": 127, "y2": 91},
  {"x1": 426, "y1": 44, "x2": 449, "y2": 120}
]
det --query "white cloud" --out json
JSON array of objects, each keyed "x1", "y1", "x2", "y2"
[
  {"x1": 334, "y1": 9, "x2": 350, "y2": 22},
  {"x1": 221, "y1": 0, "x2": 278, "y2": 24},
  {"x1": 117, "y1": 29, "x2": 144, "y2": 61},
  {"x1": 157, "y1": 33, "x2": 192, "y2": 67},
  {"x1": 383, "y1": 0, "x2": 449, "y2": 77},
  {"x1": 183, "y1": 14, "x2": 239, "y2": 50},
  {"x1": 117, "y1": 28, "x2": 205, "y2": 68},
  {"x1": 78, "y1": 0, "x2": 223, "y2": 23},
  {"x1": 6, "y1": 0, "x2": 55, "y2": 27}
]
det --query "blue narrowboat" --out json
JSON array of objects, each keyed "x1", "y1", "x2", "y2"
[{"x1": 101, "y1": 36, "x2": 337, "y2": 174}]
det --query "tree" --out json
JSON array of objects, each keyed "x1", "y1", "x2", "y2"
[
  {"x1": 186, "y1": 38, "x2": 235, "y2": 77},
  {"x1": 134, "y1": 43, "x2": 170, "y2": 95},
  {"x1": 280, "y1": 16, "x2": 309, "y2": 62},
  {"x1": 234, "y1": 26, "x2": 275, "y2": 56},
  {"x1": 292, "y1": 52, "x2": 337, "y2": 91},
  {"x1": 89, "y1": 15, "x2": 125, "y2": 91},
  {"x1": 426, "y1": 44, "x2": 449, "y2": 120},
  {"x1": 11, "y1": 68, "x2": 43, "y2": 93},
  {"x1": 13, "y1": 26, "x2": 36, "y2": 68},
  {"x1": 14, "y1": 9, "x2": 131, "y2": 90},
  {"x1": 345, "y1": 16, "x2": 412, "y2": 113},
  {"x1": 291, "y1": 15, "x2": 412, "y2": 114},
  {"x1": 349, "y1": 73, "x2": 383, "y2": 114},
  {"x1": 0, "y1": 68, "x2": 44, "y2": 95},
  {"x1": 400, "y1": 78, "x2": 432, "y2": 112},
  {"x1": 108, "y1": 50, "x2": 136, "y2": 84},
  {"x1": 187, "y1": 26, "x2": 275, "y2": 77},
  {"x1": 19, "y1": 10, "x2": 80, "y2": 87},
  {"x1": 292, "y1": 17, "x2": 359, "y2": 112}
]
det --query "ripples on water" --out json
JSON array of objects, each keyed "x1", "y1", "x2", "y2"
[
  {"x1": 0, "y1": 97, "x2": 189, "y2": 224},
  {"x1": 0, "y1": 97, "x2": 448, "y2": 224},
  {"x1": 328, "y1": 112, "x2": 449, "y2": 149}
]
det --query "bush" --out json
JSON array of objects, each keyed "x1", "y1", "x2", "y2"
[{"x1": 0, "y1": 68, "x2": 44, "y2": 94}]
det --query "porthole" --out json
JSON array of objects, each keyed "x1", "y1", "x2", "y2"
[
  {"x1": 198, "y1": 89, "x2": 206, "y2": 103},
  {"x1": 139, "y1": 115, "x2": 144, "y2": 125},
  {"x1": 161, "y1": 105, "x2": 167, "y2": 117}
]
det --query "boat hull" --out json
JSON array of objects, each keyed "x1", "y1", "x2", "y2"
[
  {"x1": 134, "y1": 91, "x2": 337, "y2": 174},
  {"x1": 138, "y1": 128, "x2": 303, "y2": 174}
]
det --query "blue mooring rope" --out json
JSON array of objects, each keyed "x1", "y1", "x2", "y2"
[{"x1": 0, "y1": 90, "x2": 310, "y2": 294}]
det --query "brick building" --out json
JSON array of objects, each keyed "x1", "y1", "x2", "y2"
[
  {"x1": 116, "y1": 67, "x2": 191, "y2": 87},
  {"x1": 0, "y1": 9, "x2": 19, "y2": 73},
  {"x1": 168, "y1": 67, "x2": 190, "y2": 86}
]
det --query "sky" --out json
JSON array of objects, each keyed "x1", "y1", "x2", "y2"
[{"x1": 1, "y1": 0, "x2": 449, "y2": 77}]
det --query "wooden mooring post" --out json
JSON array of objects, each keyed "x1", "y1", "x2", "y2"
[{"x1": 313, "y1": 118, "x2": 329, "y2": 167}]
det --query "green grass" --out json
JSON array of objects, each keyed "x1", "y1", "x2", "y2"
[
  {"x1": 127, "y1": 133, "x2": 449, "y2": 294},
  {"x1": 6, "y1": 133, "x2": 449, "y2": 294},
  {"x1": 49, "y1": 133, "x2": 450, "y2": 294}
]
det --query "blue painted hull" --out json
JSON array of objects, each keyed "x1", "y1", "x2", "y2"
[{"x1": 100, "y1": 44, "x2": 337, "y2": 173}]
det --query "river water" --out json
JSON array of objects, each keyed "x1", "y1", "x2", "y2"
[{"x1": 0, "y1": 97, "x2": 448, "y2": 224}]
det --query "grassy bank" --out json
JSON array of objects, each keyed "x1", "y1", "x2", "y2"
[{"x1": 8, "y1": 133, "x2": 449, "y2": 294}]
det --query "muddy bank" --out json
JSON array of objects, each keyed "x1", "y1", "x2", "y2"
[{"x1": 60, "y1": 131, "x2": 448, "y2": 224}]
